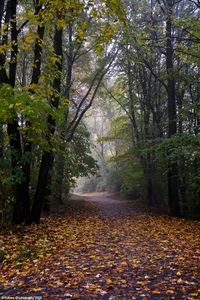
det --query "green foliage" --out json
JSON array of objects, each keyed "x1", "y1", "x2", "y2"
[
  {"x1": 152, "y1": 134, "x2": 200, "y2": 216},
  {"x1": 0, "y1": 84, "x2": 68, "y2": 151},
  {"x1": 0, "y1": 250, "x2": 6, "y2": 263},
  {"x1": 1, "y1": 150, "x2": 33, "y2": 185},
  {"x1": 105, "y1": 164, "x2": 124, "y2": 192},
  {"x1": 174, "y1": 15, "x2": 200, "y2": 66},
  {"x1": 0, "y1": 84, "x2": 16, "y2": 123},
  {"x1": 52, "y1": 124, "x2": 99, "y2": 199},
  {"x1": 15, "y1": 246, "x2": 37, "y2": 263},
  {"x1": 153, "y1": 134, "x2": 200, "y2": 171},
  {"x1": 121, "y1": 163, "x2": 144, "y2": 198},
  {"x1": 66, "y1": 125, "x2": 99, "y2": 182}
]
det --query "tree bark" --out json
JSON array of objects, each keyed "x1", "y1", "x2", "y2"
[
  {"x1": 0, "y1": 126, "x2": 3, "y2": 158},
  {"x1": 2, "y1": 0, "x2": 30, "y2": 224},
  {"x1": 23, "y1": 1, "x2": 45, "y2": 214},
  {"x1": 0, "y1": 0, "x2": 10, "y2": 84},
  {"x1": 166, "y1": 0, "x2": 180, "y2": 217},
  {"x1": 10, "y1": 0, "x2": 45, "y2": 224},
  {"x1": 31, "y1": 25, "x2": 63, "y2": 223},
  {"x1": 55, "y1": 155, "x2": 65, "y2": 204},
  {"x1": 55, "y1": 21, "x2": 73, "y2": 204}
]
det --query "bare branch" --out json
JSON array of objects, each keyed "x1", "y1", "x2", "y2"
[
  {"x1": 157, "y1": 0, "x2": 166, "y2": 14},
  {"x1": 17, "y1": 19, "x2": 29, "y2": 34},
  {"x1": 142, "y1": 58, "x2": 168, "y2": 90},
  {"x1": 67, "y1": 67, "x2": 105, "y2": 131},
  {"x1": 188, "y1": 0, "x2": 200, "y2": 8},
  {"x1": 175, "y1": 48, "x2": 200, "y2": 59},
  {"x1": 102, "y1": 83, "x2": 133, "y2": 122},
  {"x1": 67, "y1": 51, "x2": 118, "y2": 142},
  {"x1": 174, "y1": 0, "x2": 184, "y2": 5}
]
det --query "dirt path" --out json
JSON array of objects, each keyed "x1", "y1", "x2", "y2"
[
  {"x1": 0, "y1": 193, "x2": 199, "y2": 299},
  {"x1": 75, "y1": 192, "x2": 137, "y2": 218}
]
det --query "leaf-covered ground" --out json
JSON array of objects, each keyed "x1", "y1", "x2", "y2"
[{"x1": 0, "y1": 193, "x2": 200, "y2": 299}]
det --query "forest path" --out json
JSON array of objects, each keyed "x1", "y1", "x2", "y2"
[
  {"x1": 0, "y1": 193, "x2": 200, "y2": 299},
  {"x1": 74, "y1": 192, "x2": 137, "y2": 218}
]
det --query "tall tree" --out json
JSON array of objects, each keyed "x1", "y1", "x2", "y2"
[
  {"x1": 0, "y1": 0, "x2": 31, "y2": 224},
  {"x1": 164, "y1": 0, "x2": 180, "y2": 216},
  {"x1": 31, "y1": 19, "x2": 63, "y2": 223}
]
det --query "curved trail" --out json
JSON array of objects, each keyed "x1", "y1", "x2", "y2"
[
  {"x1": 0, "y1": 193, "x2": 199, "y2": 299},
  {"x1": 75, "y1": 192, "x2": 138, "y2": 218}
]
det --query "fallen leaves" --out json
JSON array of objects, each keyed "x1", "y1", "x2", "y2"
[
  {"x1": 0, "y1": 194, "x2": 200, "y2": 299},
  {"x1": 151, "y1": 289, "x2": 161, "y2": 295}
]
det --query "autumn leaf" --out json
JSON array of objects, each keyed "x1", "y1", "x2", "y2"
[
  {"x1": 0, "y1": 194, "x2": 199, "y2": 299},
  {"x1": 151, "y1": 290, "x2": 161, "y2": 295}
]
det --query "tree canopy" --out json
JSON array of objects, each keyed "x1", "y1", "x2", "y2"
[{"x1": 0, "y1": 0, "x2": 200, "y2": 225}]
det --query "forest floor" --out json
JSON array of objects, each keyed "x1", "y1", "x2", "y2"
[{"x1": 0, "y1": 192, "x2": 200, "y2": 300}]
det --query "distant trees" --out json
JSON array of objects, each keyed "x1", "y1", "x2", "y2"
[
  {"x1": 123, "y1": 0, "x2": 200, "y2": 218},
  {"x1": 84, "y1": 0, "x2": 200, "y2": 218},
  {"x1": 0, "y1": 0, "x2": 124, "y2": 225},
  {"x1": 0, "y1": 0, "x2": 199, "y2": 224}
]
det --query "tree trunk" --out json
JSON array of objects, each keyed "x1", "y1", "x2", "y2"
[
  {"x1": 55, "y1": 155, "x2": 65, "y2": 205},
  {"x1": 31, "y1": 151, "x2": 53, "y2": 222},
  {"x1": 23, "y1": 2, "x2": 45, "y2": 214},
  {"x1": 0, "y1": 0, "x2": 10, "y2": 84},
  {"x1": 31, "y1": 25, "x2": 63, "y2": 223},
  {"x1": 166, "y1": 1, "x2": 180, "y2": 217},
  {"x1": 0, "y1": 126, "x2": 3, "y2": 158},
  {"x1": 0, "y1": 125, "x2": 4, "y2": 221},
  {"x1": 4, "y1": 0, "x2": 30, "y2": 224},
  {"x1": 54, "y1": 21, "x2": 73, "y2": 203},
  {"x1": 43, "y1": 156, "x2": 54, "y2": 212},
  {"x1": 8, "y1": 0, "x2": 45, "y2": 225},
  {"x1": 8, "y1": 121, "x2": 31, "y2": 224}
]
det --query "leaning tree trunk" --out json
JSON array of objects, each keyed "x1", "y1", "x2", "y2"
[
  {"x1": 31, "y1": 25, "x2": 63, "y2": 223},
  {"x1": 166, "y1": 1, "x2": 180, "y2": 217}
]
